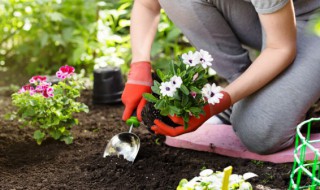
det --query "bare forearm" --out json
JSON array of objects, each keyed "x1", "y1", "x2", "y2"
[
  {"x1": 224, "y1": 0, "x2": 296, "y2": 104},
  {"x1": 224, "y1": 47, "x2": 296, "y2": 103},
  {"x1": 130, "y1": 0, "x2": 161, "y2": 62}
]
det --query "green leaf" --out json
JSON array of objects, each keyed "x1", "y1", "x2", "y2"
[
  {"x1": 177, "y1": 179, "x2": 189, "y2": 189},
  {"x1": 181, "y1": 95, "x2": 189, "y2": 107},
  {"x1": 190, "y1": 86, "x2": 201, "y2": 94},
  {"x1": 183, "y1": 115, "x2": 189, "y2": 130},
  {"x1": 180, "y1": 84, "x2": 189, "y2": 95},
  {"x1": 189, "y1": 107, "x2": 203, "y2": 114},
  {"x1": 54, "y1": 110, "x2": 62, "y2": 117},
  {"x1": 151, "y1": 41, "x2": 162, "y2": 57},
  {"x1": 143, "y1": 93, "x2": 158, "y2": 103},
  {"x1": 155, "y1": 99, "x2": 165, "y2": 110},
  {"x1": 156, "y1": 69, "x2": 165, "y2": 82},
  {"x1": 62, "y1": 136, "x2": 73, "y2": 144},
  {"x1": 40, "y1": 124, "x2": 51, "y2": 129},
  {"x1": 4, "y1": 113, "x2": 15, "y2": 120},
  {"x1": 49, "y1": 130, "x2": 62, "y2": 140},
  {"x1": 169, "y1": 105, "x2": 181, "y2": 115},
  {"x1": 62, "y1": 28, "x2": 74, "y2": 41},
  {"x1": 22, "y1": 108, "x2": 36, "y2": 117},
  {"x1": 33, "y1": 130, "x2": 45, "y2": 145},
  {"x1": 154, "y1": 80, "x2": 161, "y2": 88},
  {"x1": 160, "y1": 107, "x2": 170, "y2": 116},
  {"x1": 151, "y1": 85, "x2": 160, "y2": 95},
  {"x1": 172, "y1": 92, "x2": 181, "y2": 101},
  {"x1": 166, "y1": 27, "x2": 181, "y2": 42},
  {"x1": 74, "y1": 119, "x2": 79, "y2": 125},
  {"x1": 40, "y1": 32, "x2": 49, "y2": 47},
  {"x1": 169, "y1": 60, "x2": 176, "y2": 75},
  {"x1": 47, "y1": 12, "x2": 65, "y2": 22}
]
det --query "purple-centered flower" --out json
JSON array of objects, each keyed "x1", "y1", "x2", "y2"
[
  {"x1": 181, "y1": 51, "x2": 200, "y2": 66},
  {"x1": 29, "y1": 75, "x2": 47, "y2": 84},
  {"x1": 198, "y1": 49, "x2": 213, "y2": 69},
  {"x1": 42, "y1": 87, "x2": 54, "y2": 98},
  {"x1": 201, "y1": 83, "x2": 223, "y2": 105},
  {"x1": 56, "y1": 65, "x2": 75, "y2": 79},
  {"x1": 170, "y1": 76, "x2": 182, "y2": 89},
  {"x1": 159, "y1": 82, "x2": 176, "y2": 97}
]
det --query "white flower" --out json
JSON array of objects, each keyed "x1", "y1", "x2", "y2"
[
  {"x1": 159, "y1": 82, "x2": 176, "y2": 97},
  {"x1": 198, "y1": 49, "x2": 213, "y2": 69},
  {"x1": 239, "y1": 182, "x2": 253, "y2": 190},
  {"x1": 201, "y1": 83, "x2": 223, "y2": 105},
  {"x1": 181, "y1": 51, "x2": 200, "y2": 66},
  {"x1": 201, "y1": 84, "x2": 212, "y2": 99},
  {"x1": 170, "y1": 75, "x2": 182, "y2": 89},
  {"x1": 229, "y1": 174, "x2": 244, "y2": 185},
  {"x1": 199, "y1": 169, "x2": 213, "y2": 177},
  {"x1": 177, "y1": 168, "x2": 254, "y2": 190}
]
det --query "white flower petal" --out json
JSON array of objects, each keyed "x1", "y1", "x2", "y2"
[
  {"x1": 182, "y1": 51, "x2": 200, "y2": 66},
  {"x1": 243, "y1": 172, "x2": 258, "y2": 180},
  {"x1": 199, "y1": 169, "x2": 213, "y2": 177},
  {"x1": 239, "y1": 182, "x2": 253, "y2": 190},
  {"x1": 159, "y1": 82, "x2": 176, "y2": 97},
  {"x1": 198, "y1": 49, "x2": 213, "y2": 69},
  {"x1": 170, "y1": 75, "x2": 182, "y2": 88}
]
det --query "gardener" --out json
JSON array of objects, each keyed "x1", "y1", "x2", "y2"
[{"x1": 121, "y1": 0, "x2": 320, "y2": 154}]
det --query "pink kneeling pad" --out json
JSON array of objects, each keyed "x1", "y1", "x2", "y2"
[{"x1": 165, "y1": 124, "x2": 320, "y2": 163}]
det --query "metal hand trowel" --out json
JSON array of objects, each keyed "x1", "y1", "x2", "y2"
[{"x1": 103, "y1": 115, "x2": 140, "y2": 162}]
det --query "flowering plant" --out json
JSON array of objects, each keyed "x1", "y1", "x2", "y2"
[
  {"x1": 143, "y1": 50, "x2": 223, "y2": 128},
  {"x1": 177, "y1": 168, "x2": 257, "y2": 190},
  {"x1": 10, "y1": 65, "x2": 89, "y2": 145}
]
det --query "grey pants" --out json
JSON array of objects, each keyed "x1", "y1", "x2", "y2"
[{"x1": 159, "y1": 0, "x2": 320, "y2": 154}]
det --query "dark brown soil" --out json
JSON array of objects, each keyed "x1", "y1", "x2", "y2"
[{"x1": 0, "y1": 90, "x2": 318, "y2": 190}]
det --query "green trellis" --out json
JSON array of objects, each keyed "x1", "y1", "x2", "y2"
[{"x1": 289, "y1": 118, "x2": 320, "y2": 189}]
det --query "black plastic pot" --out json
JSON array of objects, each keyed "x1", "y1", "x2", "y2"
[{"x1": 92, "y1": 66, "x2": 124, "y2": 104}]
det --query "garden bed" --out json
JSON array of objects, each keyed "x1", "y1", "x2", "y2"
[{"x1": 0, "y1": 90, "x2": 318, "y2": 189}]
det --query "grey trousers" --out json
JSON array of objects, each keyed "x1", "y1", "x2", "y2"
[{"x1": 159, "y1": 0, "x2": 320, "y2": 154}]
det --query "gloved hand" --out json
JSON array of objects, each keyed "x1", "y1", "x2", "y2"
[
  {"x1": 122, "y1": 61, "x2": 153, "y2": 121},
  {"x1": 151, "y1": 91, "x2": 231, "y2": 136}
]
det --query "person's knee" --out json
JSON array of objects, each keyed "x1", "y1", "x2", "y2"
[{"x1": 232, "y1": 113, "x2": 295, "y2": 155}]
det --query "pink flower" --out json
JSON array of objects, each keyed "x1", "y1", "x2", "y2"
[
  {"x1": 18, "y1": 88, "x2": 26, "y2": 94},
  {"x1": 29, "y1": 88, "x2": 36, "y2": 96},
  {"x1": 41, "y1": 81, "x2": 52, "y2": 88},
  {"x1": 35, "y1": 85, "x2": 44, "y2": 93},
  {"x1": 35, "y1": 82, "x2": 52, "y2": 93},
  {"x1": 56, "y1": 65, "x2": 75, "y2": 79},
  {"x1": 190, "y1": 91, "x2": 197, "y2": 99},
  {"x1": 42, "y1": 87, "x2": 54, "y2": 98},
  {"x1": 18, "y1": 84, "x2": 33, "y2": 93},
  {"x1": 29, "y1": 75, "x2": 47, "y2": 84}
]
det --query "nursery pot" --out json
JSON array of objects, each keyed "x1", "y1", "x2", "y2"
[{"x1": 93, "y1": 66, "x2": 124, "y2": 104}]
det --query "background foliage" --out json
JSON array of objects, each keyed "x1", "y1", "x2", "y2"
[
  {"x1": 0, "y1": 0, "x2": 319, "y2": 86},
  {"x1": 0, "y1": 0, "x2": 193, "y2": 86}
]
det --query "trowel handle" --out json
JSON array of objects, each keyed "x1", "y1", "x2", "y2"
[{"x1": 126, "y1": 111, "x2": 140, "y2": 128}]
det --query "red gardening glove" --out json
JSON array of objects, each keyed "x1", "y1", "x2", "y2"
[
  {"x1": 151, "y1": 91, "x2": 231, "y2": 136},
  {"x1": 121, "y1": 61, "x2": 153, "y2": 121}
]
